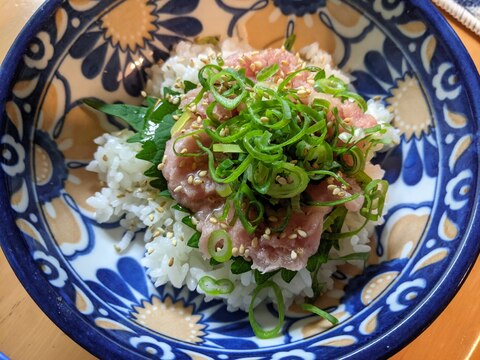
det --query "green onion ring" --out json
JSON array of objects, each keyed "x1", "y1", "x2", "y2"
[{"x1": 248, "y1": 281, "x2": 285, "y2": 339}]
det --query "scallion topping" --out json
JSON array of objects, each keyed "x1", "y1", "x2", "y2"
[{"x1": 248, "y1": 281, "x2": 285, "y2": 339}]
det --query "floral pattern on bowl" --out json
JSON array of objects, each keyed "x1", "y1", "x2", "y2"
[{"x1": 1, "y1": 0, "x2": 479, "y2": 359}]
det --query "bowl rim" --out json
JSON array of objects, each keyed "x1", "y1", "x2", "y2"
[{"x1": 0, "y1": 0, "x2": 479, "y2": 359}]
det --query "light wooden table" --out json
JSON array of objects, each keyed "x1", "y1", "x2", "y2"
[{"x1": 0, "y1": 1, "x2": 479, "y2": 359}]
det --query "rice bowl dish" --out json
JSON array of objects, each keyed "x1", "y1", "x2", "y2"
[{"x1": 86, "y1": 39, "x2": 399, "y2": 335}]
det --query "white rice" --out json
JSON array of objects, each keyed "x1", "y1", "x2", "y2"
[{"x1": 87, "y1": 40, "x2": 396, "y2": 312}]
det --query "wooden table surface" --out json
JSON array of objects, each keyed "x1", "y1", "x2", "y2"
[{"x1": 0, "y1": 1, "x2": 479, "y2": 359}]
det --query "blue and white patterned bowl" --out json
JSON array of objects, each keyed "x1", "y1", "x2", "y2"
[{"x1": 1, "y1": 0, "x2": 479, "y2": 359}]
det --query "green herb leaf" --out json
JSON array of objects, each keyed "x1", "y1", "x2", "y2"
[
  {"x1": 184, "y1": 80, "x2": 198, "y2": 92},
  {"x1": 230, "y1": 257, "x2": 252, "y2": 274},
  {"x1": 172, "y1": 203, "x2": 191, "y2": 213},
  {"x1": 281, "y1": 269, "x2": 297, "y2": 283},
  {"x1": 187, "y1": 231, "x2": 201, "y2": 248},
  {"x1": 84, "y1": 98, "x2": 147, "y2": 132},
  {"x1": 254, "y1": 269, "x2": 280, "y2": 285}
]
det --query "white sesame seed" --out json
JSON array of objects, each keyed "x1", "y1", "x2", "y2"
[
  {"x1": 288, "y1": 233, "x2": 298, "y2": 239},
  {"x1": 239, "y1": 244, "x2": 245, "y2": 255},
  {"x1": 244, "y1": 249, "x2": 250, "y2": 257},
  {"x1": 277, "y1": 176, "x2": 287, "y2": 185},
  {"x1": 265, "y1": 227, "x2": 271, "y2": 235},
  {"x1": 327, "y1": 184, "x2": 337, "y2": 191},
  {"x1": 252, "y1": 237, "x2": 258, "y2": 248},
  {"x1": 147, "y1": 248, "x2": 154, "y2": 255},
  {"x1": 209, "y1": 217, "x2": 218, "y2": 224},
  {"x1": 332, "y1": 188, "x2": 341, "y2": 196},
  {"x1": 199, "y1": 170, "x2": 208, "y2": 177},
  {"x1": 172, "y1": 239, "x2": 177, "y2": 246},
  {"x1": 166, "y1": 232, "x2": 174, "y2": 239},
  {"x1": 232, "y1": 247, "x2": 239, "y2": 256},
  {"x1": 260, "y1": 116, "x2": 269, "y2": 123},
  {"x1": 220, "y1": 223, "x2": 228, "y2": 229},
  {"x1": 187, "y1": 175, "x2": 194, "y2": 184},
  {"x1": 297, "y1": 229, "x2": 308, "y2": 238},
  {"x1": 174, "y1": 185, "x2": 183, "y2": 193},
  {"x1": 191, "y1": 217, "x2": 199, "y2": 225},
  {"x1": 193, "y1": 178, "x2": 203, "y2": 185},
  {"x1": 291, "y1": 250, "x2": 298, "y2": 260},
  {"x1": 168, "y1": 257, "x2": 174, "y2": 267}
]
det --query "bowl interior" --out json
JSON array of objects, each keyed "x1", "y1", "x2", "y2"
[{"x1": 1, "y1": 0, "x2": 479, "y2": 358}]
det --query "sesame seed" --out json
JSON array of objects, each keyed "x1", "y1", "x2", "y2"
[
  {"x1": 239, "y1": 244, "x2": 245, "y2": 255},
  {"x1": 260, "y1": 116, "x2": 269, "y2": 123},
  {"x1": 187, "y1": 175, "x2": 194, "y2": 184},
  {"x1": 102, "y1": 154, "x2": 108, "y2": 161},
  {"x1": 209, "y1": 217, "x2": 218, "y2": 224},
  {"x1": 250, "y1": 63, "x2": 256, "y2": 72},
  {"x1": 232, "y1": 247, "x2": 239, "y2": 256},
  {"x1": 220, "y1": 223, "x2": 228, "y2": 229},
  {"x1": 288, "y1": 233, "x2": 298, "y2": 239},
  {"x1": 338, "y1": 191, "x2": 346, "y2": 197},
  {"x1": 180, "y1": 148, "x2": 188, "y2": 154},
  {"x1": 149, "y1": 214, "x2": 155, "y2": 221},
  {"x1": 327, "y1": 184, "x2": 337, "y2": 191},
  {"x1": 252, "y1": 237, "x2": 258, "y2": 248},
  {"x1": 191, "y1": 217, "x2": 199, "y2": 225},
  {"x1": 297, "y1": 229, "x2": 307, "y2": 238},
  {"x1": 116, "y1": 194, "x2": 125, "y2": 199},
  {"x1": 332, "y1": 188, "x2": 341, "y2": 196},
  {"x1": 276, "y1": 176, "x2": 288, "y2": 185},
  {"x1": 166, "y1": 232, "x2": 174, "y2": 239},
  {"x1": 168, "y1": 257, "x2": 174, "y2": 267},
  {"x1": 172, "y1": 114, "x2": 180, "y2": 120},
  {"x1": 254, "y1": 61, "x2": 263, "y2": 69},
  {"x1": 281, "y1": 60, "x2": 289, "y2": 66},
  {"x1": 262, "y1": 234, "x2": 270, "y2": 240},
  {"x1": 265, "y1": 227, "x2": 271, "y2": 235},
  {"x1": 297, "y1": 248, "x2": 304, "y2": 254},
  {"x1": 291, "y1": 250, "x2": 298, "y2": 260},
  {"x1": 193, "y1": 178, "x2": 203, "y2": 185},
  {"x1": 244, "y1": 249, "x2": 250, "y2": 257},
  {"x1": 156, "y1": 206, "x2": 164, "y2": 213},
  {"x1": 174, "y1": 185, "x2": 183, "y2": 193},
  {"x1": 153, "y1": 230, "x2": 161, "y2": 238},
  {"x1": 268, "y1": 216, "x2": 278, "y2": 222},
  {"x1": 172, "y1": 239, "x2": 177, "y2": 246},
  {"x1": 199, "y1": 170, "x2": 208, "y2": 177},
  {"x1": 147, "y1": 248, "x2": 154, "y2": 255}
]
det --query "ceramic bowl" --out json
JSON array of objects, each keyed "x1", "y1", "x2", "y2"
[{"x1": 1, "y1": 0, "x2": 479, "y2": 359}]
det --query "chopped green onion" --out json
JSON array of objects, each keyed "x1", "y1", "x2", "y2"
[
  {"x1": 212, "y1": 143, "x2": 245, "y2": 153},
  {"x1": 301, "y1": 303, "x2": 338, "y2": 325},
  {"x1": 207, "y1": 229, "x2": 233, "y2": 263},
  {"x1": 256, "y1": 64, "x2": 280, "y2": 82},
  {"x1": 170, "y1": 110, "x2": 193, "y2": 135},
  {"x1": 248, "y1": 281, "x2": 285, "y2": 339},
  {"x1": 198, "y1": 276, "x2": 234, "y2": 296},
  {"x1": 283, "y1": 33, "x2": 296, "y2": 52}
]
